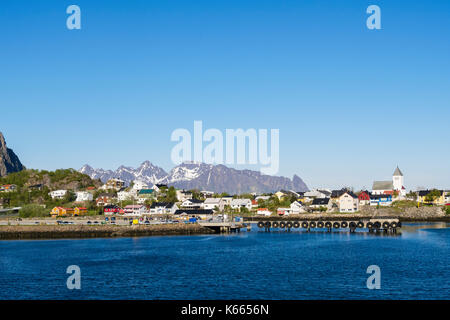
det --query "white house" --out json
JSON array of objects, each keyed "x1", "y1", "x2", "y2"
[
  {"x1": 310, "y1": 198, "x2": 333, "y2": 211},
  {"x1": 181, "y1": 199, "x2": 204, "y2": 209},
  {"x1": 230, "y1": 199, "x2": 252, "y2": 211},
  {"x1": 304, "y1": 190, "x2": 331, "y2": 202},
  {"x1": 176, "y1": 190, "x2": 193, "y2": 202},
  {"x1": 132, "y1": 180, "x2": 149, "y2": 192},
  {"x1": 277, "y1": 207, "x2": 292, "y2": 216},
  {"x1": 203, "y1": 198, "x2": 224, "y2": 211},
  {"x1": 255, "y1": 195, "x2": 271, "y2": 202},
  {"x1": 256, "y1": 208, "x2": 272, "y2": 216},
  {"x1": 221, "y1": 196, "x2": 234, "y2": 206},
  {"x1": 101, "y1": 178, "x2": 126, "y2": 191},
  {"x1": 49, "y1": 190, "x2": 68, "y2": 200},
  {"x1": 149, "y1": 202, "x2": 178, "y2": 214},
  {"x1": 123, "y1": 205, "x2": 147, "y2": 216},
  {"x1": 290, "y1": 201, "x2": 307, "y2": 214},
  {"x1": 118, "y1": 190, "x2": 135, "y2": 202},
  {"x1": 75, "y1": 191, "x2": 93, "y2": 202},
  {"x1": 338, "y1": 192, "x2": 359, "y2": 213}
]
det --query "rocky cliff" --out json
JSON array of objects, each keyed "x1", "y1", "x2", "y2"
[{"x1": 0, "y1": 132, "x2": 24, "y2": 177}]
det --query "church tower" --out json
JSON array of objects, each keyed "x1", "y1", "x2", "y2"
[{"x1": 392, "y1": 166, "x2": 405, "y2": 195}]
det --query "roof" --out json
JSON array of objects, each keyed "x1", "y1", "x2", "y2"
[
  {"x1": 331, "y1": 189, "x2": 348, "y2": 198},
  {"x1": 340, "y1": 191, "x2": 358, "y2": 199},
  {"x1": 311, "y1": 198, "x2": 330, "y2": 205},
  {"x1": 418, "y1": 190, "x2": 443, "y2": 197},
  {"x1": 372, "y1": 181, "x2": 394, "y2": 191},
  {"x1": 138, "y1": 189, "x2": 154, "y2": 195},
  {"x1": 370, "y1": 194, "x2": 392, "y2": 199},
  {"x1": 174, "y1": 209, "x2": 214, "y2": 215},
  {"x1": 124, "y1": 205, "x2": 145, "y2": 209},
  {"x1": 231, "y1": 199, "x2": 252, "y2": 205},
  {"x1": 204, "y1": 198, "x2": 222, "y2": 204},
  {"x1": 393, "y1": 166, "x2": 403, "y2": 176},
  {"x1": 150, "y1": 202, "x2": 175, "y2": 208},
  {"x1": 183, "y1": 198, "x2": 203, "y2": 204}
]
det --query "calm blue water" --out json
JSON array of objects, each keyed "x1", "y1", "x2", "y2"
[{"x1": 0, "y1": 223, "x2": 449, "y2": 300}]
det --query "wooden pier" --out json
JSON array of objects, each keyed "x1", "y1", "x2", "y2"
[
  {"x1": 254, "y1": 218, "x2": 401, "y2": 233},
  {"x1": 198, "y1": 221, "x2": 247, "y2": 233}
]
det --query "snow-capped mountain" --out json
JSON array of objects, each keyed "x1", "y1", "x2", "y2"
[{"x1": 79, "y1": 161, "x2": 309, "y2": 194}]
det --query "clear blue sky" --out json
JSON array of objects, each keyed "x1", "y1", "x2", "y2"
[{"x1": 1, "y1": 0, "x2": 449, "y2": 190}]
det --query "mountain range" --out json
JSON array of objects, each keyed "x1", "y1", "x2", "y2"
[
  {"x1": 80, "y1": 161, "x2": 309, "y2": 194},
  {"x1": 0, "y1": 132, "x2": 24, "y2": 177}
]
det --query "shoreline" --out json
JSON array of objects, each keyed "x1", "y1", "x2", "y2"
[{"x1": 0, "y1": 224, "x2": 215, "y2": 241}]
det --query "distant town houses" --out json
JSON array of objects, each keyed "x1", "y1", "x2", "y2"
[
  {"x1": 417, "y1": 190, "x2": 446, "y2": 206},
  {"x1": 96, "y1": 193, "x2": 116, "y2": 206},
  {"x1": 338, "y1": 192, "x2": 359, "y2": 213},
  {"x1": 181, "y1": 198, "x2": 204, "y2": 209},
  {"x1": 310, "y1": 198, "x2": 333, "y2": 211},
  {"x1": 137, "y1": 189, "x2": 156, "y2": 204},
  {"x1": 0, "y1": 184, "x2": 17, "y2": 192},
  {"x1": 12, "y1": 164, "x2": 448, "y2": 220},
  {"x1": 101, "y1": 178, "x2": 126, "y2": 191},
  {"x1": 75, "y1": 191, "x2": 93, "y2": 202},
  {"x1": 50, "y1": 206, "x2": 87, "y2": 217},
  {"x1": 370, "y1": 194, "x2": 393, "y2": 206},
  {"x1": 104, "y1": 205, "x2": 123, "y2": 215},
  {"x1": 150, "y1": 202, "x2": 178, "y2": 215},
  {"x1": 203, "y1": 198, "x2": 224, "y2": 211},
  {"x1": 230, "y1": 199, "x2": 252, "y2": 211},
  {"x1": 123, "y1": 204, "x2": 146, "y2": 216},
  {"x1": 49, "y1": 189, "x2": 68, "y2": 199}
]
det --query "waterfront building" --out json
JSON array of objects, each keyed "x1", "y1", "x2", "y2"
[
  {"x1": 230, "y1": 199, "x2": 252, "y2": 211},
  {"x1": 149, "y1": 202, "x2": 178, "y2": 214},
  {"x1": 203, "y1": 198, "x2": 224, "y2": 211},
  {"x1": 338, "y1": 192, "x2": 359, "y2": 213},
  {"x1": 181, "y1": 198, "x2": 204, "y2": 209},
  {"x1": 370, "y1": 194, "x2": 393, "y2": 206}
]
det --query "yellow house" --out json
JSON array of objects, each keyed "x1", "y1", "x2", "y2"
[
  {"x1": 74, "y1": 207, "x2": 87, "y2": 216},
  {"x1": 50, "y1": 207, "x2": 75, "y2": 217},
  {"x1": 417, "y1": 190, "x2": 446, "y2": 205}
]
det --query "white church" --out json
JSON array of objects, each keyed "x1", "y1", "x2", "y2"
[{"x1": 372, "y1": 166, "x2": 406, "y2": 197}]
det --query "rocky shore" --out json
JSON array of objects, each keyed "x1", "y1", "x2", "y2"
[{"x1": 0, "y1": 224, "x2": 215, "y2": 240}]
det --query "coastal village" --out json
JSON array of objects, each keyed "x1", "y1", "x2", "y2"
[{"x1": 1, "y1": 166, "x2": 449, "y2": 223}]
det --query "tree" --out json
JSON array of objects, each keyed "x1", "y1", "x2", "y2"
[{"x1": 425, "y1": 189, "x2": 442, "y2": 204}]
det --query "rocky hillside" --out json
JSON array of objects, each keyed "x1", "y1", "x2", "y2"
[
  {"x1": 80, "y1": 161, "x2": 309, "y2": 194},
  {"x1": 0, "y1": 132, "x2": 24, "y2": 177},
  {"x1": 0, "y1": 169, "x2": 102, "y2": 191}
]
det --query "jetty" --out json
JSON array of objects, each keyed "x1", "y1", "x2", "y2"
[
  {"x1": 253, "y1": 217, "x2": 401, "y2": 233},
  {"x1": 198, "y1": 221, "x2": 247, "y2": 233}
]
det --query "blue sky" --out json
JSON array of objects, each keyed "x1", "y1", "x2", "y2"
[{"x1": 1, "y1": 0, "x2": 449, "y2": 190}]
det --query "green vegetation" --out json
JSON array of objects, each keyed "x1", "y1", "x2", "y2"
[
  {"x1": 19, "y1": 204, "x2": 49, "y2": 218},
  {"x1": 0, "y1": 169, "x2": 100, "y2": 209},
  {"x1": 424, "y1": 189, "x2": 442, "y2": 203},
  {"x1": 392, "y1": 200, "x2": 417, "y2": 209},
  {"x1": 446, "y1": 206, "x2": 450, "y2": 215}
]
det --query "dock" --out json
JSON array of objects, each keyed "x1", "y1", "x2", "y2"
[
  {"x1": 254, "y1": 218, "x2": 401, "y2": 233},
  {"x1": 198, "y1": 221, "x2": 247, "y2": 233}
]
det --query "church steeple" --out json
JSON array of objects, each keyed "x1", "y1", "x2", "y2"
[{"x1": 393, "y1": 166, "x2": 403, "y2": 177}]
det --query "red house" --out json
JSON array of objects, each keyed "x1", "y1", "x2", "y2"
[{"x1": 358, "y1": 191, "x2": 371, "y2": 205}]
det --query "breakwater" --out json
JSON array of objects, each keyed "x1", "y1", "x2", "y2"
[{"x1": 0, "y1": 224, "x2": 215, "y2": 240}]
